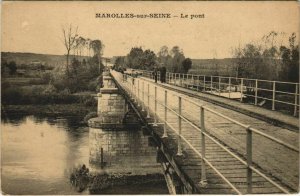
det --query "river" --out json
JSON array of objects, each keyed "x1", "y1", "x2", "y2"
[{"x1": 1, "y1": 114, "x2": 168, "y2": 194}]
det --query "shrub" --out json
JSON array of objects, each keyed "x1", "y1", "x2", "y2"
[
  {"x1": 41, "y1": 72, "x2": 52, "y2": 84},
  {"x1": 1, "y1": 87, "x2": 81, "y2": 105},
  {"x1": 83, "y1": 112, "x2": 98, "y2": 123},
  {"x1": 31, "y1": 86, "x2": 45, "y2": 95},
  {"x1": 1, "y1": 88, "x2": 23, "y2": 104},
  {"x1": 1, "y1": 81, "x2": 11, "y2": 90},
  {"x1": 83, "y1": 96, "x2": 97, "y2": 107},
  {"x1": 43, "y1": 85, "x2": 57, "y2": 94},
  {"x1": 88, "y1": 79, "x2": 98, "y2": 92},
  {"x1": 28, "y1": 78, "x2": 44, "y2": 85}
]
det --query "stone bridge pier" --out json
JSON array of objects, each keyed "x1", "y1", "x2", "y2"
[{"x1": 88, "y1": 71, "x2": 128, "y2": 129}]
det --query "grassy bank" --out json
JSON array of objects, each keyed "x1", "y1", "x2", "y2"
[{"x1": 2, "y1": 104, "x2": 96, "y2": 118}]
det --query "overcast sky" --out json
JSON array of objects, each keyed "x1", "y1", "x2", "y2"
[{"x1": 2, "y1": 1, "x2": 299, "y2": 59}]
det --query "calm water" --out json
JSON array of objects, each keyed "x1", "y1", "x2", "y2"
[{"x1": 1, "y1": 115, "x2": 168, "y2": 195}]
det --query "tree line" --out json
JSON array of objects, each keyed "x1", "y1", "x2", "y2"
[
  {"x1": 113, "y1": 46, "x2": 192, "y2": 74},
  {"x1": 233, "y1": 31, "x2": 299, "y2": 83}
]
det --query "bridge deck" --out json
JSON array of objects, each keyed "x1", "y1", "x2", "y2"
[{"x1": 111, "y1": 71, "x2": 298, "y2": 194}]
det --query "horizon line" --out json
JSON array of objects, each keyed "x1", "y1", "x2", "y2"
[{"x1": 1, "y1": 51, "x2": 235, "y2": 60}]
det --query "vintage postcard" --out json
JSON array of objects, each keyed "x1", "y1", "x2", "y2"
[{"x1": 1, "y1": 1, "x2": 299, "y2": 195}]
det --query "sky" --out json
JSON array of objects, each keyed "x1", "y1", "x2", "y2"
[{"x1": 2, "y1": 1, "x2": 299, "y2": 59}]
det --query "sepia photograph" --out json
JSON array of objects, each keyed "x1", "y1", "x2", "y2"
[{"x1": 1, "y1": 1, "x2": 299, "y2": 194}]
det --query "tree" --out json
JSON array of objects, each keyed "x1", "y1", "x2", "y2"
[
  {"x1": 90, "y1": 39, "x2": 104, "y2": 73},
  {"x1": 182, "y1": 58, "x2": 192, "y2": 73},
  {"x1": 141, "y1": 49, "x2": 157, "y2": 70},
  {"x1": 158, "y1": 46, "x2": 169, "y2": 57},
  {"x1": 75, "y1": 36, "x2": 86, "y2": 59},
  {"x1": 170, "y1": 46, "x2": 185, "y2": 73},
  {"x1": 126, "y1": 47, "x2": 144, "y2": 68},
  {"x1": 90, "y1": 40, "x2": 103, "y2": 57},
  {"x1": 158, "y1": 46, "x2": 172, "y2": 70},
  {"x1": 1, "y1": 60, "x2": 8, "y2": 75},
  {"x1": 62, "y1": 24, "x2": 78, "y2": 75},
  {"x1": 279, "y1": 33, "x2": 299, "y2": 82},
  {"x1": 7, "y1": 61, "x2": 17, "y2": 75},
  {"x1": 114, "y1": 56, "x2": 125, "y2": 70},
  {"x1": 233, "y1": 44, "x2": 264, "y2": 78}
]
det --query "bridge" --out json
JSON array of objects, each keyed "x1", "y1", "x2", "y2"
[{"x1": 90, "y1": 69, "x2": 299, "y2": 194}]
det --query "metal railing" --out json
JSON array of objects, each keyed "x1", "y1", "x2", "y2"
[
  {"x1": 113, "y1": 70, "x2": 298, "y2": 194},
  {"x1": 137, "y1": 70, "x2": 300, "y2": 116}
]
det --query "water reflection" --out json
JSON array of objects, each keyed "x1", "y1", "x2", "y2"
[
  {"x1": 1, "y1": 115, "x2": 89, "y2": 195},
  {"x1": 1, "y1": 113, "x2": 27, "y2": 126}
]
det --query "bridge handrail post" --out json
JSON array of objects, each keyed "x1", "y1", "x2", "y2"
[
  {"x1": 162, "y1": 90, "x2": 168, "y2": 138},
  {"x1": 197, "y1": 75, "x2": 200, "y2": 91},
  {"x1": 186, "y1": 74, "x2": 188, "y2": 87},
  {"x1": 210, "y1": 76, "x2": 213, "y2": 93},
  {"x1": 229, "y1": 77, "x2": 231, "y2": 99},
  {"x1": 246, "y1": 126, "x2": 253, "y2": 194},
  {"x1": 186, "y1": 74, "x2": 191, "y2": 88},
  {"x1": 185, "y1": 74, "x2": 190, "y2": 88},
  {"x1": 173, "y1": 73, "x2": 175, "y2": 85},
  {"x1": 180, "y1": 73, "x2": 182, "y2": 86},
  {"x1": 218, "y1": 76, "x2": 221, "y2": 95},
  {"x1": 240, "y1": 78, "x2": 244, "y2": 102},
  {"x1": 133, "y1": 77, "x2": 136, "y2": 101},
  {"x1": 142, "y1": 81, "x2": 145, "y2": 111},
  {"x1": 135, "y1": 79, "x2": 138, "y2": 102},
  {"x1": 192, "y1": 74, "x2": 194, "y2": 88},
  {"x1": 255, "y1": 79, "x2": 258, "y2": 105},
  {"x1": 147, "y1": 83, "x2": 150, "y2": 118},
  {"x1": 137, "y1": 80, "x2": 140, "y2": 106},
  {"x1": 177, "y1": 96, "x2": 183, "y2": 156},
  {"x1": 294, "y1": 83, "x2": 298, "y2": 116},
  {"x1": 153, "y1": 86, "x2": 158, "y2": 126},
  {"x1": 200, "y1": 106, "x2": 207, "y2": 186},
  {"x1": 203, "y1": 75, "x2": 206, "y2": 91},
  {"x1": 186, "y1": 74, "x2": 188, "y2": 86},
  {"x1": 127, "y1": 74, "x2": 131, "y2": 97},
  {"x1": 193, "y1": 74, "x2": 195, "y2": 87},
  {"x1": 272, "y1": 81, "x2": 276, "y2": 110},
  {"x1": 158, "y1": 72, "x2": 161, "y2": 83}
]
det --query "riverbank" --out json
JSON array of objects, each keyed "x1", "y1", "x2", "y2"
[{"x1": 2, "y1": 104, "x2": 96, "y2": 122}]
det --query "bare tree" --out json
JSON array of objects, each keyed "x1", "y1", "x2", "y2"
[{"x1": 62, "y1": 24, "x2": 78, "y2": 74}]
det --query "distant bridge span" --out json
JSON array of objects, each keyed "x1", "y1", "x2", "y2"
[{"x1": 110, "y1": 70, "x2": 299, "y2": 194}]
